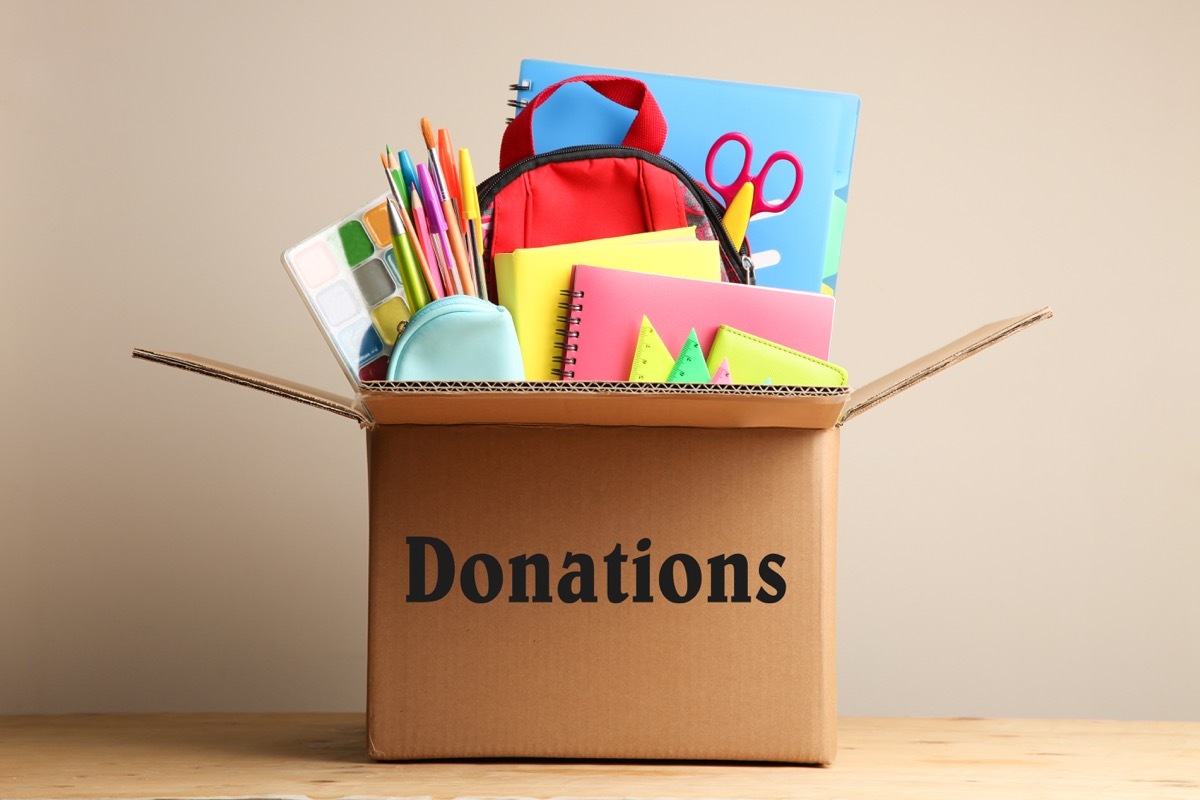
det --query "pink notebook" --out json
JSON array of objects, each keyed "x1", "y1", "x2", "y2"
[{"x1": 560, "y1": 265, "x2": 835, "y2": 381}]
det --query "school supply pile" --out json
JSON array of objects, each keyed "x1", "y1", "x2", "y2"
[
  {"x1": 135, "y1": 61, "x2": 1052, "y2": 765},
  {"x1": 283, "y1": 71, "x2": 856, "y2": 391}
]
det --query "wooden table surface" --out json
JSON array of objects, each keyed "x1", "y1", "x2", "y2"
[{"x1": 1, "y1": 714, "x2": 1197, "y2": 799}]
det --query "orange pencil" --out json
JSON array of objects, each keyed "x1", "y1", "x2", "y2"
[
  {"x1": 442, "y1": 204, "x2": 474, "y2": 296},
  {"x1": 437, "y1": 128, "x2": 463, "y2": 225}
]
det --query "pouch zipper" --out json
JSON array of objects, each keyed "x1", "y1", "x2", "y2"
[
  {"x1": 478, "y1": 145, "x2": 755, "y2": 285},
  {"x1": 391, "y1": 295, "x2": 491, "y2": 356}
]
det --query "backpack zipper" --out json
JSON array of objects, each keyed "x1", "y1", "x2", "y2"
[{"x1": 478, "y1": 145, "x2": 755, "y2": 285}]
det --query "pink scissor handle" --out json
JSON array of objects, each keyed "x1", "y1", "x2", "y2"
[
  {"x1": 754, "y1": 149, "x2": 804, "y2": 215},
  {"x1": 705, "y1": 132, "x2": 754, "y2": 202},
  {"x1": 704, "y1": 131, "x2": 804, "y2": 216}
]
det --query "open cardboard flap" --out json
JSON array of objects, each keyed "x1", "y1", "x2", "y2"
[
  {"x1": 131, "y1": 349, "x2": 370, "y2": 426},
  {"x1": 839, "y1": 306, "x2": 1053, "y2": 426},
  {"x1": 132, "y1": 347, "x2": 849, "y2": 430},
  {"x1": 133, "y1": 306, "x2": 1049, "y2": 431}
]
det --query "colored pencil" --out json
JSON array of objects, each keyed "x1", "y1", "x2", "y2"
[{"x1": 381, "y1": 151, "x2": 437, "y2": 303}]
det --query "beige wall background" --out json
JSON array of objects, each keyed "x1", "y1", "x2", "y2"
[{"x1": 2, "y1": 0, "x2": 1197, "y2": 719}]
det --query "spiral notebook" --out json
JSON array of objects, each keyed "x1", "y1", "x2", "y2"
[
  {"x1": 510, "y1": 59, "x2": 860, "y2": 295},
  {"x1": 495, "y1": 230, "x2": 719, "y2": 380},
  {"x1": 557, "y1": 265, "x2": 835, "y2": 382}
]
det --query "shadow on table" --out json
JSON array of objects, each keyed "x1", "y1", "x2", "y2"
[{"x1": 54, "y1": 713, "x2": 824, "y2": 771}]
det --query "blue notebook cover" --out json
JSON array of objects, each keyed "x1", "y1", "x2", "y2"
[{"x1": 514, "y1": 59, "x2": 860, "y2": 295}]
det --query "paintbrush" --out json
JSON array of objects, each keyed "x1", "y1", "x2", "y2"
[
  {"x1": 382, "y1": 150, "x2": 441, "y2": 301},
  {"x1": 381, "y1": 150, "x2": 406, "y2": 208}
]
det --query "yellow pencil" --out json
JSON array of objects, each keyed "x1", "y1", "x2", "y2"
[{"x1": 459, "y1": 148, "x2": 487, "y2": 301}]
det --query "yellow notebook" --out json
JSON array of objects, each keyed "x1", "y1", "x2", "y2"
[{"x1": 495, "y1": 230, "x2": 721, "y2": 379}]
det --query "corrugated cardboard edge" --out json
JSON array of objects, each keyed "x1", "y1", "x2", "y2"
[
  {"x1": 131, "y1": 348, "x2": 370, "y2": 427},
  {"x1": 811, "y1": 427, "x2": 839, "y2": 765},
  {"x1": 361, "y1": 383, "x2": 848, "y2": 429},
  {"x1": 839, "y1": 306, "x2": 1053, "y2": 426}
]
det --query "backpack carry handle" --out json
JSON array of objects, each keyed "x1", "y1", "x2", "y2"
[{"x1": 499, "y1": 75, "x2": 668, "y2": 170}]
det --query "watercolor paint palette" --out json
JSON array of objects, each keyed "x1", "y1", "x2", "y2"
[{"x1": 282, "y1": 195, "x2": 412, "y2": 385}]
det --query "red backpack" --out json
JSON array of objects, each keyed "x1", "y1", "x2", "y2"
[{"x1": 477, "y1": 75, "x2": 753, "y2": 300}]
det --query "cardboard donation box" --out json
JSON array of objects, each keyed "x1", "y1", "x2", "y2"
[{"x1": 134, "y1": 306, "x2": 1051, "y2": 764}]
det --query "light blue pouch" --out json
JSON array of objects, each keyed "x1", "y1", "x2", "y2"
[{"x1": 385, "y1": 295, "x2": 525, "y2": 381}]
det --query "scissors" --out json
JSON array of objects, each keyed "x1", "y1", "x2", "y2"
[{"x1": 704, "y1": 132, "x2": 804, "y2": 216}]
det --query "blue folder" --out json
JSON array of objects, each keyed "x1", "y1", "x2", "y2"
[{"x1": 513, "y1": 59, "x2": 860, "y2": 295}]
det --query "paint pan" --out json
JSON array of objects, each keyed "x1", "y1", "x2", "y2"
[{"x1": 282, "y1": 196, "x2": 413, "y2": 385}]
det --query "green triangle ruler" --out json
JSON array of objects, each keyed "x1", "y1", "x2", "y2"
[
  {"x1": 629, "y1": 316, "x2": 676, "y2": 382},
  {"x1": 667, "y1": 329, "x2": 711, "y2": 383}
]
